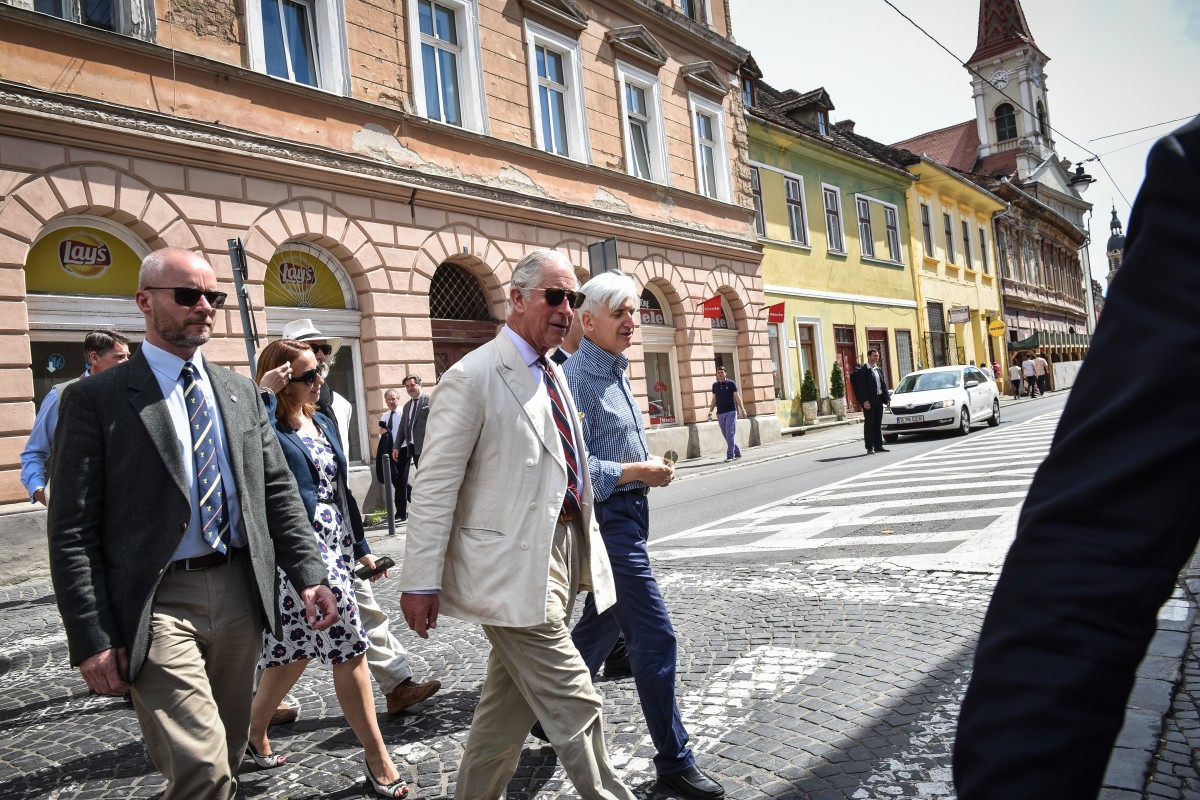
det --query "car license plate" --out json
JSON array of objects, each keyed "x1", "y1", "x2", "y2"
[{"x1": 896, "y1": 415, "x2": 923, "y2": 424}]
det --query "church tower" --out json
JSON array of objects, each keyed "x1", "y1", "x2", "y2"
[
  {"x1": 967, "y1": 0, "x2": 1055, "y2": 179},
  {"x1": 1106, "y1": 206, "x2": 1126, "y2": 291}
]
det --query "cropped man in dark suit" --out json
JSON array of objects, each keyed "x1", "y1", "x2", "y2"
[
  {"x1": 953, "y1": 117, "x2": 1200, "y2": 799},
  {"x1": 48, "y1": 247, "x2": 338, "y2": 800},
  {"x1": 850, "y1": 348, "x2": 890, "y2": 454}
]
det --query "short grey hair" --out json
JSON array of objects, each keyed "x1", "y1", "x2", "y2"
[
  {"x1": 508, "y1": 249, "x2": 573, "y2": 311},
  {"x1": 578, "y1": 271, "x2": 638, "y2": 318}
]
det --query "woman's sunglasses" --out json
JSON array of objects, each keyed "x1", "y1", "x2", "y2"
[
  {"x1": 288, "y1": 368, "x2": 323, "y2": 385},
  {"x1": 142, "y1": 286, "x2": 228, "y2": 308},
  {"x1": 533, "y1": 287, "x2": 586, "y2": 309}
]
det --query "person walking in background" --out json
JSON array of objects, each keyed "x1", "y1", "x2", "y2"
[
  {"x1": 399, "y1": 249, "x2": 633, "y2": 800},
  {"x1": 47, "y1": 248, "x2": 339, "y2": 800},
  {"x1": 247, "y1": 339, "x2": 409, "y2": 797},
  {"x1": 1034, "y1": 351, "x2": 1050, "y2": 395},
  {"x1": 379, "y1": 387, "x2": 410, "y2": 522},
  {"x1": 398, "y1": 374, "x2": 430, "y2": 470},
  {"x1": 707, "y1": 366, "x2": 746, "y2": 463},
  {"x1": 563, "y1": 271, "x2": 725, "y2": 800},
  {"x1": 1021, "y1": 353, "x2": 1039, "y2": 398},
  {"x1": 953, "y1": 117, "x2": 1200, "y2": 800},
  {"x1": 851, "y1": 349, "x2": 891, "y2": 454},
  {"x1": 1008, "y1": 361, "x2": 1022, "y2": 398},
  {"x1": 21, "y1": 329, "x2": 131, "y2": 505}
]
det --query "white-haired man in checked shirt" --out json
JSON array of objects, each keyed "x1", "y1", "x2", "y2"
[{"x1": 555, "y1": 270, "x2": 725, "y2": 800}]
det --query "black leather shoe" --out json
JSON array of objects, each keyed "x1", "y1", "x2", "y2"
[
  {"x1": 875, "y1": 447, "x2": 890, "y2": 452},
  {"x1": 657, "y1": 765, "x2": 725, "y2": 800},
  {"x1": 529, "y1": 721, "x2": 549, "y2": 742},
  {"x1": 603, "y1": 639, "x2": 632, "y2": 678}
]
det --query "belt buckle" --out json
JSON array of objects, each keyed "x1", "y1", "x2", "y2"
[{"x1": 557, "y1": 510, "x2": 576, "y2": 525}]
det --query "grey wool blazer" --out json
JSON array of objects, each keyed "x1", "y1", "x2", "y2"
[{"x1": 47, "y1": 349, "x2": 328, "y2": 681}]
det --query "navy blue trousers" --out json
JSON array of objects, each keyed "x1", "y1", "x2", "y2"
[{"x1": 571, "y1": 490, "x2": 694, "y2": 774}]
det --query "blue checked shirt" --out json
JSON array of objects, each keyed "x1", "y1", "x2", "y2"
[{"x1": 562, "y1": 337, "x2": 649, "y2": 503}]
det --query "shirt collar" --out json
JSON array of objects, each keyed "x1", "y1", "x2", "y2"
[
  {"x1": 141, "y1": 339, "x2": 204, "y2": 382},
  {"x1": 577, "y1": 336, "x2": 628, "y2": 375},
  {"x1": 503, "y1": 324, "x2": 544, "y2": 367}
]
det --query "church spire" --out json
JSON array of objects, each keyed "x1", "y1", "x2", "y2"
[{"x1": 969, "y1": 0, "x2": 1041, "y2": 63}]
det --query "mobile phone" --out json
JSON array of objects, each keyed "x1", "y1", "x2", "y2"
[{"x1": 354, "y1": 555, "x2": 395, "y2": 580}]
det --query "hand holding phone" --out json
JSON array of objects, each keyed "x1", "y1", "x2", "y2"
[{"x1": 354, "y1": 555, "x2": 395, "y2": 580}]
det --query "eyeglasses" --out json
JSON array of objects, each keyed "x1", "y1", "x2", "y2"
[
  {"x1": 308, "y1": 343, "x2": 333, "y2": 356},
  {"x1": 288, "y1": 368, "x2": 323, "y2": 385},
  {"x1": 532, "y1": 287, "x2": 586, "y2": 309},
  {"x1": 142, "y1": 287, "x2": 228, "y2": 309}
]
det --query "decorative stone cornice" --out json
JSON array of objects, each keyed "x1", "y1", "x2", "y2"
[
  {"x1": 0, "y1": 87, "x2": 759, "y2": 255},
  {"x1": 605, "y1": 25, "x2": 669, "y2": 68},
  {"x1": 517, "y1": 0, "x2": 588, "y2": 32},
  {"x1": 679, "y1": 61, "x2": 729, "y2": 97}
]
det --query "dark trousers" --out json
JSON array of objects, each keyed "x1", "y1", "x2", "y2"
[
  {"x1": 1038, "y1": 374, "x2": 1049, "y2": 394},
  {"x1": 862, "y1": 396, "x2": 885, "y2": 451},
  {"x1": 392, "y1": 447, "x2": 411, "y2": 520},
  {"x1": 571, "y1": 490, "x2": 694, "y2": 775}
]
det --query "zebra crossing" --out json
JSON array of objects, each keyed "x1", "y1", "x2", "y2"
[{"x1": 650, "y1": 411, "x2": 1063, "y2": 571}]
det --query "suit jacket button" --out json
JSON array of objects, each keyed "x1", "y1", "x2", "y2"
[
  {"x1": 520, "y1": 542, "x2": 529, "y2": 550},
  {"x1": 526, "y1": 458, "x2": 535, "y2": 467},
  {"x1": 180, "y1": 522, "x2": 187, "y2": 532}
]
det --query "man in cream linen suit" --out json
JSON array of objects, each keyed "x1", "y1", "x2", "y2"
[{"x1": 400, "y1": 249, "x2": 632, "y2": 800}]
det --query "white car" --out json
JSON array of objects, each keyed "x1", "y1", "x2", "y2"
[{"x1": 882, "y1": 365, "x2": 1000, "y2": 441}]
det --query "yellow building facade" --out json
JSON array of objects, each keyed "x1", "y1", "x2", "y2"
[
  {"x1": 904, "y1": 158, "x2": 1007, "y2": 380},
  {"x1": 747, "y1": 88, "x2": 920, "y2": 427}
]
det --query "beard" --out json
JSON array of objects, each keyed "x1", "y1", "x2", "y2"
[{"x1": 152, "y1": 304, "x2": 212, "y2": 349}]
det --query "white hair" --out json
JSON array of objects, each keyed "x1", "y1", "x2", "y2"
[
  {"x1": 578, "y1": 271, "x2": 639, "y2": 317},
  {"x1": 507, "y1": 249, "x2": 573, "y2": 312}
]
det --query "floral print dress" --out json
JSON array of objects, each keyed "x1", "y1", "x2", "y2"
[{"x1": 259, "y1": 428, "x2": 368, "y2": 669}]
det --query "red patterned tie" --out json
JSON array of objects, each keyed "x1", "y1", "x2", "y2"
[{"x1": 537, "y1": 358, "x2": 581, "y2": 514}]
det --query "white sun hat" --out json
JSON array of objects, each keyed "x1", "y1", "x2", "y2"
[{"x1": 280, "y1": 318, "x2": 342, "y2": 357}]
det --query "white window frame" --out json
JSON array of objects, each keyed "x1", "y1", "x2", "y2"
[
  {"x1": 856, "y1": 196, "x2": 874, "y2": 258},
  {"x1": 822, "y1": 184, "x2": 846, "y2": 254},
  {"x1": 616, "y1": 60, "x2": 669, "y2": 185},
  {"x1": 246, "y1": 0, "x2": 351, "y2": 94},
  {"x1": 33, "y1": 0, "x2": 156, "y2": 39},
  {"x1": 979, "y1": 225, "x2": 990, "y2": 274},
  {"x1": 677, "y1": 0, "x2": 712, "y2": 25},
  {"x1": 943, "y1": 211, "x2": 955, "y2": 264},
  {"x1": 406, "y1": 0, "x2": 489, "y2": 133},
  {"x1": 920, "y1": 202, "x2": 934, "y2": 256},
  {"x1": 784, "y1": 174, "x2": 808, "y2": 245},
  {"x1": 749, "y1": 167, "x2": 765, "y2": 238},
  {"x1": 884, "y1": 205, "x2": 902, "y2": 263},
  {"x1": 524, "y1": 22, "x2": 590, "y2": 163},
  {"x1": 688, "y1": 93, "x2": 731, "y2": 201},
  {"x1": 961, "y1": 219, "x2": 974, "y2": 268}
]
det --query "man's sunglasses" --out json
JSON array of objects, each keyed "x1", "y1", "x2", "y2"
[
  {"x1": 143, "y1": 286, "x2": 228, "y2": 309},
  {"x1": 288, "y1": 368, "x2": 323, "y2": 385},
  {"x1": 533, "y1": 287, "x2": 586, "y2": 309},
  {"x1": 308, "y1": 343, "x2": 333, "y2": 356}
]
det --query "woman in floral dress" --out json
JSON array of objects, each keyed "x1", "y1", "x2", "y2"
[{"x1": 246, "y1": 339, "x2": 408, "y2": 798}]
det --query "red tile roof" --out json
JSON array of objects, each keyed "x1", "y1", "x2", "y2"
[
  {"x1": 892, "y1": 121, "x2": 979, "y2": 172},
  {"x1": 970, "y1": 0, "x2": 1041, "y2": 63}
]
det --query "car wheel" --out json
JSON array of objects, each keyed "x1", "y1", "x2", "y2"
[
  {"x1": 988, "y1": 399, "x2": 1000, "y2": 427},
  {"x1": 957, "y1": 407, "x2": 970, "y2": 436},
  {"x1": 884, "y1": 434, "x2": 899, "y2": 443}
]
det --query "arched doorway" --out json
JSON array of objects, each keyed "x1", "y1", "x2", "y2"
[{"x1": 430, "y1": 261, "x2": 499, "y2": 379}]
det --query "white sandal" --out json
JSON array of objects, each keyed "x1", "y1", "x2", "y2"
[{"x1": 363, "y1": 761, "x2": 409, "y2": 798}]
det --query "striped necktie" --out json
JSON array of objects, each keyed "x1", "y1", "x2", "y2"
[
  {"x1": 180, "y1": 362, "x2": 229, "y2": 553},
  {"x1": 537, "y1": 358, "x2": 581, "y2": 514}
]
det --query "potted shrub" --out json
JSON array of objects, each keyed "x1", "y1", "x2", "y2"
[
  {"x1": 829, "y1": 362, "x2": 847, "y2": 421},
  {"x1": 800, "y1": 369, "x2": 819, "y2": 425}
]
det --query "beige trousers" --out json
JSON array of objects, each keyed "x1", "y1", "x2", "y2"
[
  {"x1": 455, "y1": 521, "x2": 634, "y2": 800},
  {"x1": 130, "y1": 557, "x2": 262, "y2": 800}
]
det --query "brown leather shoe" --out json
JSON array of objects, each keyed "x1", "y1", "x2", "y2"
[
  {"x1": 269, "y1": 703, "x2": 298, "y2": 726},
  {"x1": 386, "y1": 678, "x2": 442, "y2": 714}
]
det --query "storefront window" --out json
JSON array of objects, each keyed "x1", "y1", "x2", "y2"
[
  {"x1": 767, "y1": 326, "x2": 785, "y2": 400},
  {"x1": 645, "y1": 351, "x2": 677, "y2": 426}
]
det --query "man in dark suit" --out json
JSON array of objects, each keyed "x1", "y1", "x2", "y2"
[
  {"x1": 48, "y1": 247, "x2": 339, "y2": 800},
  {"x1": 850, "y1": 348, "x2": 890, "y2": 454},
  {"x1": 953, "y1": 117, "x2": 1200, "y2": 799},
  {"x1": 399, "y1": 374, "x2": 430, "y2": 468}
]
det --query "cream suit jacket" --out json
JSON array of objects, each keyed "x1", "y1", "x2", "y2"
[{"x1": 400, "y1": 330, "x2": 616, "y2": 627}]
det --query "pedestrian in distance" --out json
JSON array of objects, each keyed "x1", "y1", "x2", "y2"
[
  {"x1": 953, "y1": 116, "x2": 1200, "y2": 800},
  {"x1": 398, "y1": 374, "x2": 430, "y2": 471},
  {"x1": 47, "y1": 247, "x2": 340, "y2": 800},
  {"x1": 399, "y1": 249, "x2": 633, "y2": 800},
  {"x1": 20, "y1": 328, "x2": 131, "y2": 506},
  {"x1": 1034, "y1": 351, "x2": 1050, "y2": 395},
  {"x1": 1008, "y1": 361, "x2": 1022, "y2": 398},
  {"x1": 707, "y1": 365, "x2": 747, "y2": 463},
  {"x1": 850, "y1": 348, "x2": 891, "y2": 454},
  {"x1": 1021, "y1": 353, "x2": 1039, "y2": 398},
  {"x1": 561, "y1": 270, "x2": 725, "y2": 800},
  {"x1": 379, "y1": 387, "x2": 409, "y2": 522},
  {"x1": 247, "y1": 339, "x2": 409, "y2": 798}
]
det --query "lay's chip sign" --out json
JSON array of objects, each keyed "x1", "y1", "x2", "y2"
[{"x1": 57, "y1": 232, "x2": 113, "y2": 278}]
